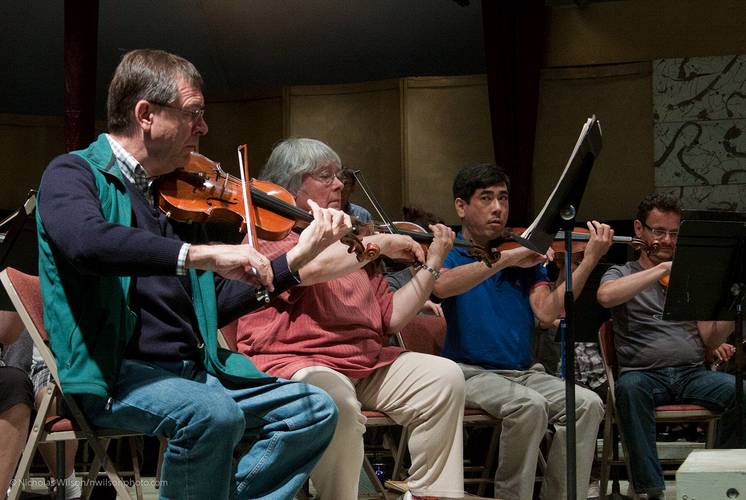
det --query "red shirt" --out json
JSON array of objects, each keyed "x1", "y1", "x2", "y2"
[{"x1": 236, "y1": 232, "x2": 403, "y2": 379}]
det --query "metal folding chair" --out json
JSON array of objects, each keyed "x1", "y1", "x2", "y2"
[
  {"x1": 1, "y1": 267, "x2": 144, "y2": 500},
  {"x1": 597, "y1": 320, "x2": 721, "y2": 499}
]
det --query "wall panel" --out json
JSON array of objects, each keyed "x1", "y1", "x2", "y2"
[
  {"x1": 546, "y1": 0, "x2": 746, "y2": 68},
  {"x1": 403, "y1": 76, "x2": 494, "y2": 225},
  {"x1": 0, "y1": 114, "x2": 65, "y2": 210},
  {"x1": 533, "y1": 63, "x2": 653, "y2": 222},
  {"x1": 200, "y1": 92, "x2": 284, "y2": 178},
  {"x1": 287, "y1": 80, "x2": 402, "y2": 218}
]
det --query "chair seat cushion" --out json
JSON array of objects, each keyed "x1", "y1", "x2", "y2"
[
  {"x1": 45, "y1": 415, "x2": 75, "y2": 432},
  {"x1": 362, "y1": 410, "x2": 388, "y2": 418},
  {"x1": 655, "y1": 404, "x2": 710, "y2": 412}
]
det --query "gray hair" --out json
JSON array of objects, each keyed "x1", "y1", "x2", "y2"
[
  {"x1": 107, "y1": 49, "x2": 203, "y2": 135},
  {"x1": 260, "y1": 138, "x2": 341, "y2": 194}
]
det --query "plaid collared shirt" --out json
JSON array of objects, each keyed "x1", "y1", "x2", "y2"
[{"x1": 106, "y1": 135, "x2": 190, "y2": 275}]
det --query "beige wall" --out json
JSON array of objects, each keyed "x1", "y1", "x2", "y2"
[
  {"x1": 286, "y1": 80, "x2": 403, "y2": 219},
  {"x1": 402, "y1": 76, "x2": 494, "y2": 225},
  {"x1": 546, "y1": 0, "x2": 746, "y2": 68},
  {"x1": 533, "y1": 63, "x2": 653, "y2": 221},
  {"x1": 285, "y1": 76, "x2": 493, "y2": 225},
  {"x1": 0, "y1": 114, "x2": 65, "y2": 210},
  {"x1": 199, "y1": 90, "x2": 284, "y2": 179}
]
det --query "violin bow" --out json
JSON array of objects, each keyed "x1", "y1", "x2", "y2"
[
  {"x1": 351, "y1": 170, "x2": 399, "y2": 234},
  {"x1": 237, "y1": 144, "x2": 270, "y2": 303}
]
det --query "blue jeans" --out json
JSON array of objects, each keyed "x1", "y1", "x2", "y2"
[
  {"x1": 615, "y1": 366, "x2": 737, "y2": 495},
  {"x1": 77, "y1": 359, "x2": 338, "y2": 500}
]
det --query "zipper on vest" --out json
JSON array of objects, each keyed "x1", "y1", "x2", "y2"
[{"x1": 105, "y1": 397, "x2": 113, "y2": 411}]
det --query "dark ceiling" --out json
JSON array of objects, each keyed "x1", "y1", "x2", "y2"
[{"x1": 2, "y1": 0, "x2": 487, "y2": 117}]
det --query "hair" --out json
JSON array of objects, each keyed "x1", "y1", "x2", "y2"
[
  {"x1": 337, "y1": 167, "x2": 357, "y2": 187},
  {"x1": 635, "y1": 192, "x2": 682, "y2": 223},
  {"x1": 260, "y1": 138, "x2": 341, "y2": 194},
  {"x1": 107, "y1": 49, "x2": 203, "y2": 136},
  {"x1": 401, "y1": 205, "x2": 444, "y2": 226},
  {"x1": 452, "y1": 163, "x2": 511, "y2": 201}
]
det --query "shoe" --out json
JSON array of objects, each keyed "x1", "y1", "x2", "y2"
[
  {"x1": 638, "y1": 491, "x2": 665, "y2": 500},
  {"x1": 397, "y1": 493, "x2": 439, "y2": 500},
  {"x1": 586, "y1": 479, "x2": 600, "y2": 499}
]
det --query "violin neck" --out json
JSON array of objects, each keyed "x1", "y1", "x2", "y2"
[
  {"x1": 393, "y1": 227, "x2": 472, "y2": 249},
  {"x1": 249, "y1": 185, "x2": 312, "y2": 223},
  {"x1": 552, "y1": 231, "x2": 633, "y2": 244}
]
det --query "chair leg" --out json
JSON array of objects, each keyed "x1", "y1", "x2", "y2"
[
  {"x1": 476, "y1": 423, "x2": 501, "y2": 498},
  {"x1": 155, "y1": 437, "x2": 167, "y2": 489},
  {"x1": 9, "y1": 388, "x2": 54, "y2": 500},
  {"x1": 8, "y1": 425, "x2": 43, "y2": 500},
  {"x1": 87, "y1": 437, "x2": 134, "y2": 500},
  {"x1": 62, "y1": 395, "x2": 133, "y2": 500},
  {"x1": 362, "y1": 455, "x2": 387, "y2": 499},
  {"x1": 83, "y1": 440, "x2": 103, "y2": 500},
  {"x1": 614, "y1": 411, "x2": 639, "y2": 500},
  {"x1": 600, "y1": 409, "x2": 613, "y2": 499},
  {"x1": 390, "y1": 427, "x2": 409, "y2": 482},
  {"x1": 705, "y1": 419, "x2": 718, "y2": 448},
  {"x1": 128, "y1": 437, "x2": 143, "y2": 500}
]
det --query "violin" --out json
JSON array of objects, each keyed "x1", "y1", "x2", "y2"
[
  {"x1": 356, "y1": 220, "x2": 499, "y2": 265},
  {"x1": 156, "y1": 152, "x2": 378, "y2": 261},
  {"x1": 495, "y1": 226, "x2": 645, "y2": 254},
  {"x1": 627, "y1": 236, "x2": 670, "y2": 288},
  {"x1": 498, "y1": 226, "x2": 674, "y2": 287}
]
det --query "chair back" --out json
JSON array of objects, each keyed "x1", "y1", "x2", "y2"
[
  {"x1": 597, "y1": 320, "x2": 618, "y2": 394},
  {"x1": 396, "y1": 314, "x2": 447, "y2": 355},
  {"x1": 0, "y1": 267, "x2": 59, "y2": 383}
]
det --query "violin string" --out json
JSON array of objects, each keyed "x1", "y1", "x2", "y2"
[{"x1": 248, "y1": 186, "x2": 313, "y2": 222}]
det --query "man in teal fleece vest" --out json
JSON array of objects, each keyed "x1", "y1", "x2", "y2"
[{"x1": 36, "y1": 49, "x2": 354, "y2": 500}]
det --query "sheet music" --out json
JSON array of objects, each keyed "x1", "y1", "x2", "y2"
[{"x1": 512, "y1": 116, "x2": 603, "y2": 254}]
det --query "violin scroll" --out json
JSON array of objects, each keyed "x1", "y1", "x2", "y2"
[
  {"x1": 630, "y1": 238, "x2": 671, "y2": 288},
  {"x1": 469, "y1": 245, "x2": 500, "y2": 268},
  {"x1": 340, "y1": 233, "x2": 380, "y2": 262},
  {"x1": 630, "y1": 238, "x2": 661, "y2": 256}
]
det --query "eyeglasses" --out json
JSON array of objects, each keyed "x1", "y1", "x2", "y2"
[
  {"x1": 641, "y1": 220, "x2": 679, "y2": 239},
  {"x1": 151, "y1": 102, "x2": 205, "y2": 122},
  {"x1": 309, "y1": 167, "x2": 342, "y2": 185}
]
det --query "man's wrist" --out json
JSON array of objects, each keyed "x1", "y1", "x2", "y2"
[{"x1": 416, "y1": 262, "x2": 441, "y2": 280}]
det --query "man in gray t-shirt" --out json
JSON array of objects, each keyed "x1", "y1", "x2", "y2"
[
  {"x1": 597, "y1": 193, "x2": 736, "y2": 500},
  {"x1": 601, "y1": 260, "x2": 703, "y2": 374}
]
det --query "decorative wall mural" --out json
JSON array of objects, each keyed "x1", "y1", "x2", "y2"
[{"x1": 653, "y1": 55, "x2": 746, "y2": 211}]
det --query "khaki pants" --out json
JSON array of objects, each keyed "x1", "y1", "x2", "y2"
[
  {"x1": 292, "y1": 352, "x2": 465, "y2": 499},
  {"x1": 460, "y1": 363, "x2": 604, "y2": 500}
]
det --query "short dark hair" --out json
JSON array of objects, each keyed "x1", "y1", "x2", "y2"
[
  {"x1": 337, "y1": 167, "x2": 357, "y2": 187},
  {"x1": 452, "y1": 163, "x2": 511, "y2": 201},
  {"x1": 401, "y1": 206, "x2": 444, "y2": 226},
  {"x1": 635, "y1": 192, "x2": 682, "y2": 223},
  {"x1": 107, "y1": 49, "x2": 203, "y2": 136}
]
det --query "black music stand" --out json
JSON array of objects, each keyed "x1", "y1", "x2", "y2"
[
  {"x1": 511, "y1": 116, "x2": 603, "y2": 499},
  {"x1": 663, "y1": 215, "x2": 746, "y2": 446},
  {"x1": 0, "y1": 191, "x2": 38, "y2": 310}
]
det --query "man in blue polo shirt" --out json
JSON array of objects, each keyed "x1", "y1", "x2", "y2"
[{"x1": 433, "y1": 163, "x2": 611, "y2": 500}]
